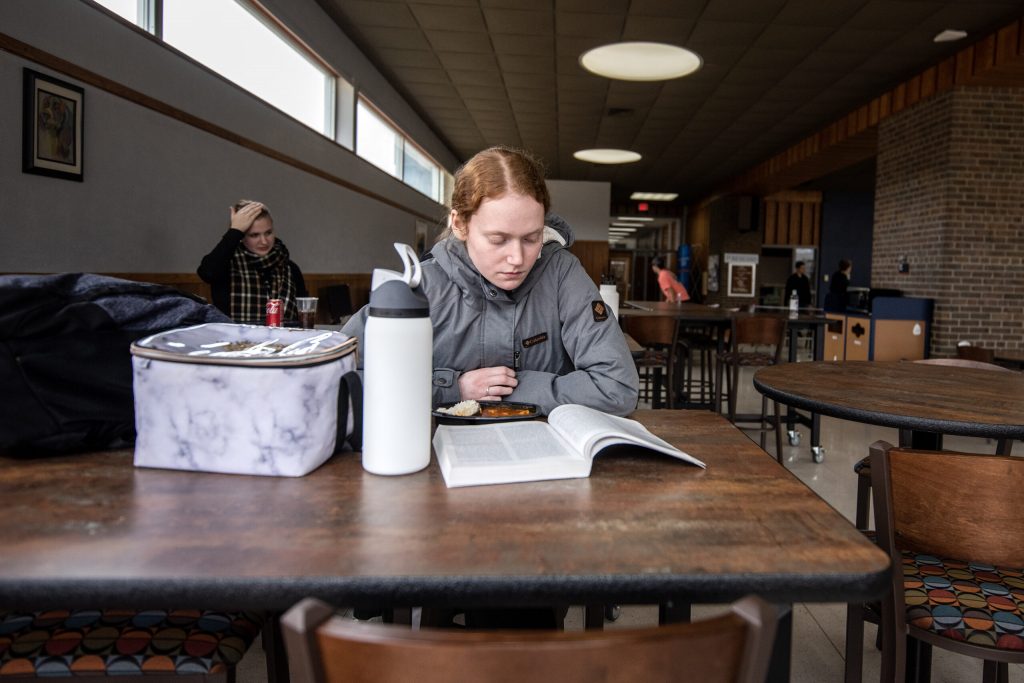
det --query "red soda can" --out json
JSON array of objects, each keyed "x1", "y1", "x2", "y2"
[{"x1": 265, "y1": 298, "x2": 282, "y2": 327}]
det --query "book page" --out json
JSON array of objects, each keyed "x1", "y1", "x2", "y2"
[
  {"x1": 547, "y1": 404, "x2": 705, "y2": 468},
  {"x1": 433, "y1": 422, "x2": 590, "y2": 487}
]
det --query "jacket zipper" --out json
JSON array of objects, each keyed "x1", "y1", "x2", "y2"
[{"x1": 512, "y1": 299, "x2": 521, "y2": 371}]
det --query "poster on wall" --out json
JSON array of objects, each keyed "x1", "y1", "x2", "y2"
[
  {"x1": 707, "y1": 254, "x2": 719, "y2": 293},
  {"x1": 22, "y1": 69, "x2": 84, "y2": 181},
  {"x1": 725, "y1": 253, "x2": 759, "y2": 298}
]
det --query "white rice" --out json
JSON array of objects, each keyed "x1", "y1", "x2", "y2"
[{"x1": 436, "y1": 399, "x2": 481, "y2": 417}]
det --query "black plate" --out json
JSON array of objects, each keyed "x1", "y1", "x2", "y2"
[{"x1": 432, "y1": 401, "x2": 540, "y2": 425}]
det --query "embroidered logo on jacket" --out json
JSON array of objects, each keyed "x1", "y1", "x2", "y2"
[
  {"x1": 522, "y1": 333, "x2": 548, "y2": 348},
  {"x1": 591, "y1": 300, "x2": 609, "y2": 322}
]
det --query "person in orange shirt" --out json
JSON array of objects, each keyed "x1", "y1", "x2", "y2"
[{"x1": 652, "y1": 256, "x2": 690, "y2": 303}]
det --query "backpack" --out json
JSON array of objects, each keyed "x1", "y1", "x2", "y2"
[{"x1": 0, "y1": 273, "x2": 228, "y2": 455}]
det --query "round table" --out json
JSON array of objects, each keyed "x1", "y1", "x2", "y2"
[{"x1": 754, "y1": 361, "x2": 1024, "y2": 452}]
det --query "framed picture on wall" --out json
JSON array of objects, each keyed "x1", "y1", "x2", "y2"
[{"x1": 23, "y1": 68, "x2": 84, "y2": 181}]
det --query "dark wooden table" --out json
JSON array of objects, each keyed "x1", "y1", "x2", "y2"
[
  {"x1": 754, "y1": 361, "x2": 1024, "y2": 449},
  {"x1": 0, "y1": 410, "x2": 887, "y2": 611},
  {"x1": 620, "y1": 303, "x2": 830, "y2": 456}
]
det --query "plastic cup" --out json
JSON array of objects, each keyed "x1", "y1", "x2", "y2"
[{"x1": 296, "y1": 297, "x2": 318, "y2": 328}]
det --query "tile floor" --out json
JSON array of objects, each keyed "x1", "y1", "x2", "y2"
[{"x1": 236, "y1": 365, "x2": 1022, "y2": 682}]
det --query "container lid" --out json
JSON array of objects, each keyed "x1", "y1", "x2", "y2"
[
  {"x1": 368, "y1": 279, "x2": 429, "y2": 318},
  {"x1": 131, "y1": 322, "x2": 356, "y2": 367}
]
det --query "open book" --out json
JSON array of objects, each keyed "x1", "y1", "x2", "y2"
[{"x1": 432, "y1": 404, "x2": 705, "y2": 488}]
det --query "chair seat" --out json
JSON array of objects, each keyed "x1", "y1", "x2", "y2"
[
  {"x1": 901, "y1": 550, "x2": 1024, "y2": 651},
  {"x1": 0, "y1": 609, "x2": 263, "y2": 677},
  {"x1": 718, "y1": 351, "x2": 777, "y2": 367}
]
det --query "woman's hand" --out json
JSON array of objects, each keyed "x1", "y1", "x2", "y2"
[
  {"x1": 229, "y1": 202, "x2": 264, "y2": 232},
  {"x1": 459, "y1": 366, "x2": 518, "y2": 402}
]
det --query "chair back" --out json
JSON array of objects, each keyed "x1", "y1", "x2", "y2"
[
  {"x1": 282, "y1": 597, "x2": 778, "y2": 683},
  {"x1": 730, "y1": 315, "x2": 786, "y2": 360},
  {"x1": 321, "y1": 284, "x2": 353, "y2": 324},
  {"x1": 869, "y1": 441, "x2": 1024, "y2": 569},
  {"x1": 956, "y1": 344, "x2": 995, "y2": 363},
  {"x1": 624, "y1": 316, "x2": 678, "y2": 348}
]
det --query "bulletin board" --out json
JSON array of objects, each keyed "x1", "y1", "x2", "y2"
[{"x1": 727, "y1": 263, "x2": 756, "y2": 297}]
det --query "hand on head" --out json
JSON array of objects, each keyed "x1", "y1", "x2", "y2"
[
  {"x1": 459, "y1": 366, "x2": 518, "y2": 402},
  {"x1": 229, "y1": 202, "x2": 265, "y2": 232}
]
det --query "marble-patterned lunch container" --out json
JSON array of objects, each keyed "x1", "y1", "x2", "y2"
[{"x1": 131, "y1": 323, "x2": 357, "y2": 477}]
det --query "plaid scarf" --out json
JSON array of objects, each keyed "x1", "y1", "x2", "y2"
[{"x1": 228, "y1": 239, "x2": 297, "y2": 323}]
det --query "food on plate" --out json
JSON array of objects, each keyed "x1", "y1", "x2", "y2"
[
  {"x1": 480, "y1": 404, "x2": 534, "y2": 417},
  {"x1": 435, "y1": 399, "x2": 481, "y2": 417}
]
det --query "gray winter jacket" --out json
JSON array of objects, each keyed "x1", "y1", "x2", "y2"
[{"x1": 342, "y1": 214, "x2": 639, "y2": 416}]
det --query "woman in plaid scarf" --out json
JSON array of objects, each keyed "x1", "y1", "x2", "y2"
[{"x1": 197, "y1": 199, "x2": 308, "y2": 324}]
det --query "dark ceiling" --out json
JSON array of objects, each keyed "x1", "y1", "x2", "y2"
[{"x1": 316, "y1": 0, "x2": 1024, "y2": 203}]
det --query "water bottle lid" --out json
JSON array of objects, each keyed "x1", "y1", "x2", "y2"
[{"x1": 369, "y1": 280, "x2": 430, "y2": 318}]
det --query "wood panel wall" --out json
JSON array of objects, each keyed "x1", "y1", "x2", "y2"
[
  {"x1": 568, "y1": 240, "x2": 611, "y2": 286},
  {"x1": 761, "y1": 191, "x2": 822, "y2": 246}
]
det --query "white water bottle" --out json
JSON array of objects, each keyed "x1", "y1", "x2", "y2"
[
  {"x1": 362, "y1": 243, "x2": 432, "y2": 475},
  {"x1": 599, "y1": 284, "x2": 620, "y2": 320},
  {"x1": 789, "y1": 288, "x2": 799, "y2": 317}
]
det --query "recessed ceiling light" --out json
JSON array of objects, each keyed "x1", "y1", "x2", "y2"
[
  {"x1": 630, "y1": 192, "x2": 678, "y2": 201},
  {"x1": 615, "y1": 216, "x2": 653, "y2": 221},
  {"x1": 580, "y1": 42, "x2": 702, "y2": 81},
  {"x1": 609, "y1": 224, "x2": 638, "y2": 230},
  {"x1": 573, "y1": 149, "x2": 642, "y2": 164},
  {"x1": 934, "y1": 29, "x2": 968, "y2": 43}
]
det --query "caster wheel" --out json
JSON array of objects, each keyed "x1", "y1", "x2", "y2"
[
  {"x1": 604, "y1": 605, "x2": 621, "y2": 622},
  {"x1": 788, "y1": 430, "x2": 801, "y2": 446},
  {"x1": 812, "y1": 447, "x2": 825, "y2": 463}
]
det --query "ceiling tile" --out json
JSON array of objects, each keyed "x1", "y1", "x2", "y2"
[
  {"x1": 449, "y1": 68, "x2": 503, "y2": 87},
  {"x1": 390, "y1": 66, "x2": 450, "y2": 85},
  {"x1": 424, "y1": 30, "x2": 495, "y2": 54},
  {"x1": 555, "y1": 11, "x2": 625, "y2": 39},
  {"x1": 409, "y1": 4, "x2": 487, "y2": 31},
  {"x1": 621, "y1": 15, "x2": 698, "y2": 42},
  {"x1": 701, "y1": 0, "x2": 789, "y2": 23},
  {"x1": 492, "y1": 33, "x2": 555, "y2": 56},
  {"x1": 333, "y1": 0, "x2": 418, "y2": 28},
  {"x1": 357, "y1": 26, "x2": 432, "y2": 51},
  {"x1": 498, "y1": 54, "x2": 554, "y2": 74},
  {"x1": 436, "y1": 51, "x2": 500, "y2": 71},
  {"x1": 504, "y1": 71, "x2": 557, "y2": 88},
  {"x1": 772, "y1": 0, "x2": 865, "y2": 27},
  {"x1": 483, "y1": 8, "x2": 553, "y2": 34},
  {"x1": 377, "y1": 48, "x2": 442, "y2": 69}
]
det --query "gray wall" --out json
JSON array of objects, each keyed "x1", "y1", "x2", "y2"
[
  {"x1": 547, "y1": 179, "x2": 610, "y2": 241},
  {"x1": 0, "y1": 0, "x2": 458, "y2": 274}
]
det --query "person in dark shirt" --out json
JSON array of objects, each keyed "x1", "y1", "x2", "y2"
[
  {"x1": 827, "y1": 258, "x2": 852, "y2": 311},
  {"x1": 197, "y1": 199, "x2": 307, "y2": 323},
  {"x1": 784, "y1": 260, "x2": 812, "y2": 308}
]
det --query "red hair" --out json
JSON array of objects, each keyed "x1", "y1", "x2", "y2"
[{"x1": 451, "y1": 147, "x2": 550, "y2": 226}]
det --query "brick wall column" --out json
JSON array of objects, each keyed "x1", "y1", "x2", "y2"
[{"x1": 873, "y1": 86, "x2": 1024, "y2": 357}]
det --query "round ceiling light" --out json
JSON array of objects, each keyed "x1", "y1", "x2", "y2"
[
  {"x1": 573, "y1": 148, "x2": 642, "y2": 164},
  {"x1": 580, "y1": 42, "x2": 702, "y2": 81}
]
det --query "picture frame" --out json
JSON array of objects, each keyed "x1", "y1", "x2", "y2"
[{"x1": 23, "y1": 68, "x2": 84, "y2": 181}]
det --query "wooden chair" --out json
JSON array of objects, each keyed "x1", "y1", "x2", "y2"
[
  {"x1": 715, "y1": 315, "x2": 786, "y2": 462},
  {"x1": 853, "y1": 358, "x2": 1014, "y2": 531},
  {"x1": 282, "y1": 596, "x2": 778, "y2": 683},
  {"x1": 623, "y1": 316, "x2": 681, "y2": 409},
  {"x1": 319, "y1": 284, "x2": 353, "y2": 325},
  {"x1": 957, "y1": 344, "x2": 996, "y2": 364},
  {"x1": 845, "y1": 441, "x2": 1024, "y2": 683}
]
